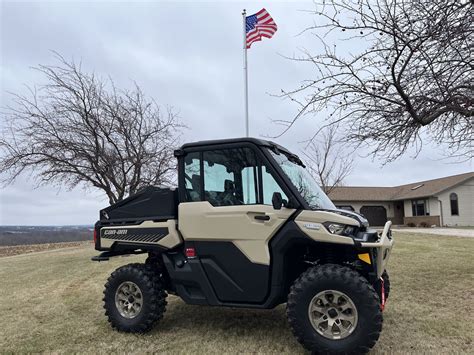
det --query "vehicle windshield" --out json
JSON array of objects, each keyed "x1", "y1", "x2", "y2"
[{"x1": 269, "y1": 150, "x2": 336, "y2": 210}]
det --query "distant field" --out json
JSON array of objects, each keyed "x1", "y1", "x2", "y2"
[
  {"x1": 2, "y1": 232, "x2": 473, "y2": 353},
  {"x1": 0, "y1": 226, "x2": 92, "y2": 246},
  {"x1": 0, "y1": 241, "x2": 90, "y2": 257}
]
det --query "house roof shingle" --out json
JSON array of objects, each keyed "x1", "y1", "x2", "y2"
[{"x1": 328, "y1": 172, "x2": 474, "y2": 202}]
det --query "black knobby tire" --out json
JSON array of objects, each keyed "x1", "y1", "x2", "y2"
[
  {"x1": 103, "y1": 263, "x2": 167, "y2": 333},
  {"x1": 287, "y1": 264, "x2": 383, "y2": 354},
  {"x1": 374, "y1": 270, "x2": 390, "y2": 302}
]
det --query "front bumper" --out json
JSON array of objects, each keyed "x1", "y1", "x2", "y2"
[{"x1": 360, "y1": 221, "x2": 394, "y2": 278}]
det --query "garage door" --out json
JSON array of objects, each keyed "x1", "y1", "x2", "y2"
[{"x1": 360, "y1": 206, "x2": 387, "y2": 226}]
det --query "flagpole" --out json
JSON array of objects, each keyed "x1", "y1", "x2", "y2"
[
  {"x1": 242, "y1": 9, "x2": 251, "y2": 203},
  {"x1": 242, "y1": 9, "x2": 249, "y2": 138}
]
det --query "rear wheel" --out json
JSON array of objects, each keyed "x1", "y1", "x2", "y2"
[
  {"x1": 287, "y1": 264, "x2": 382, "y2": 354},
  {"x1": 103, "y1": 263, "x2": 167, "y2": 333}
]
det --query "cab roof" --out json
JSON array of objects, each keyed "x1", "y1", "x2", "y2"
[{"x1": 176, "y1": 137, "x2": 304, "y2": 166}]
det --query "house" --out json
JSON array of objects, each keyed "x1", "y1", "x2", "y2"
[{"x1": 328, "y1": 172, "x2": 474, "y2": 227}]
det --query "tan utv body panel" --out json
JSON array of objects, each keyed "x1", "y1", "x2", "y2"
[
  {"x1": 294, "y1": 210, "x2": 359, "y2": 245},
  {"x1": 100, "y1": 219, "x2": 183, "y2": 249},
  {"x1": 361, "y1": 221, "x2": 394, "y2": 278},
  {"x1": 178, "y1": 201, "x2": 295, "y2": 265}
]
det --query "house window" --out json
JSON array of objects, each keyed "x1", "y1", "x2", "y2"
[
  {"x1": 411, "y1": 199, "x2": 429, "y2": 216},
  {"x1": 450, "y1": 193, "x2": 459, "y2": 216}
]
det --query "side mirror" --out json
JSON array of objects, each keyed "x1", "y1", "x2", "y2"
[{"x1": 272, "y1": 192, "x2": 283, "y2": 210}]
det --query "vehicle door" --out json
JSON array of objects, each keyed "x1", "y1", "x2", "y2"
[{"x1": 178, "y1": 144, "x2": 295, "y2": 303}]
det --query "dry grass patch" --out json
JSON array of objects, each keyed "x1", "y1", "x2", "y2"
[
  {"x1": 2, "y1": 233, "x2": 473, "y2": 353},
  {"x1": 0, "y1": 241, "x2": 90, "y2": 257}
]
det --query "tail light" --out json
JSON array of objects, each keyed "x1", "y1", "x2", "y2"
[
  {"x1": 93, "y1": 229, "x2": 98, "y2": 244},
  {"x1": 185, "y1": 247, "x2": 196, "y2": 258}
]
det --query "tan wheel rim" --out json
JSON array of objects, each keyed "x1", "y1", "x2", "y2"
[
  {"x1": 308, "y1": 290, "x2": 358, "y2": 340},
  {"x1": 115, "y1": 281, "x2": 143, "y2": 319}
]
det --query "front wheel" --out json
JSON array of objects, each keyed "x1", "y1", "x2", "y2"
[{"x1": 287, "y1": 264, "x2": 383, "y2": 354}]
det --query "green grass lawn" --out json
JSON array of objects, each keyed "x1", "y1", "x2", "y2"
[{"x1": 2, "y1": 233, "x2": 473, "y2": 353}]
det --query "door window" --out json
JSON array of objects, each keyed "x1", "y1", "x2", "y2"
[
  {"x1": 242, "y1": 166, "x2": 258, "y2": 204},
  {"x1": 262, "y1": 166, "x2": 288, "y2": 205},
  {"x1": 184, "y1": 152, "x2": 201, "y2": 202},
  {"x1": 203, "y1": 148, "x2": 258, "y2": 206},
  {"x1": 184, "y1": 147, "x2": 290, "y2": 207}
]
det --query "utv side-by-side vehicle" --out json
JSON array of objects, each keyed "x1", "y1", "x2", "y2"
[{"x1": 92, "y1": 138, "x2": 394, "y2": 354}]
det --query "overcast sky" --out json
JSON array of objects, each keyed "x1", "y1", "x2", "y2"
[{"x1": 1, "y1": 0, "x2": 472, "y2": 225}]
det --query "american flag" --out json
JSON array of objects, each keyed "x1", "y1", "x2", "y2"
[{"x1": 245, "y1": 8, "x2": 277, "y2": 49}]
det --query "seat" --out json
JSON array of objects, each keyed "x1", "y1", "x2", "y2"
[
  {"x1": 220, "y1": 179, "x2": 241, "y2": 206},
  {"x1": 224, "y1": 179, "x2": 235, "y2": 193}
]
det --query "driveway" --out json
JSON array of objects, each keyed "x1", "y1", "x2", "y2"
[{"x1": 392, "y1": 227, "x2": 474, "y2": 238}]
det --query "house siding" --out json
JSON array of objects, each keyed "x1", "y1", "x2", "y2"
[
  {"x1": 436, "y1": 178, "x2": 474, "y2": 226},
  {"x1": 429, "y1": 197, "x2": 441, "y2": 216},
  {"x1": 404, "y1": 200, "x2": 413, "y2": 217}
]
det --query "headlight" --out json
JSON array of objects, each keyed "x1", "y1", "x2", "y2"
[
  {"x1": 323, "y1": 222, "x2": 356, "y2": 236},
  {"x1": 325, "y1": 222, "x2": 345, "y2": 234}
]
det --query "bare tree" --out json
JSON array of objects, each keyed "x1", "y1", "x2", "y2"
[
  {"x1": 303, "y1": 125, "x2": 353, "y2": 194},
  {"x1": 278, "y1": 0, "x2": 473, "y2": 161},
  {"x1": 0, "y1": 54, "x2": 183, "y2": 204}
]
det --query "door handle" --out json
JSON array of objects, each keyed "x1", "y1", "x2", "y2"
[{"x1": 254, "y1": 215, "x2": 270, "y2": 221}]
